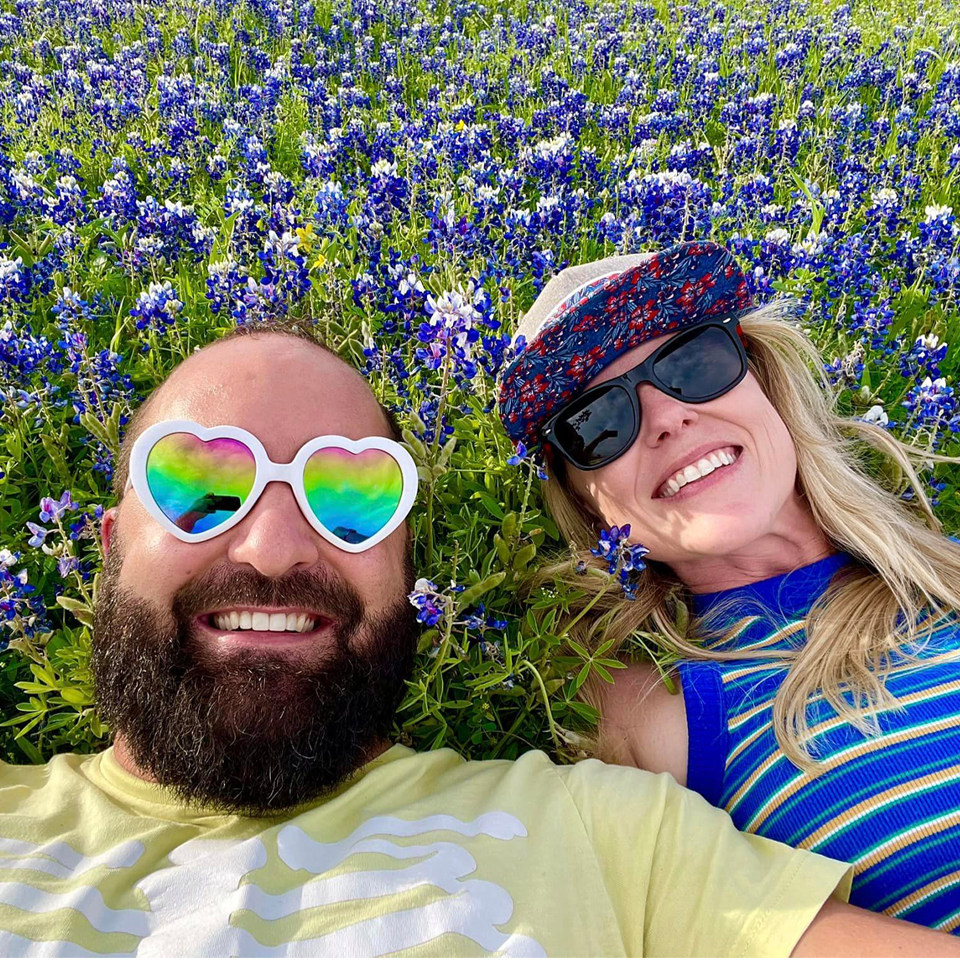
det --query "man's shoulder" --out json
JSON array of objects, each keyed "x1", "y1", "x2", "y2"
[
  {"x1": 0, "y1": 749, "x2": 92, "y2": 778},
  {"x1": 0, "y1": 749, "x2": 99, "y2": 805},
  {"x1": 377, "y1": 744, "x2": 671, "y2": 808}
]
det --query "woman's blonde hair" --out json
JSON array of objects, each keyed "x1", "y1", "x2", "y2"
[{"x1": 539, "y1": 298, "x2": 960, "y2": 769}]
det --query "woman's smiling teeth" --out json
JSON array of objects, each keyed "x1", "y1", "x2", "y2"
[
  {"x1": 211, "y1": 611, "x2": 316, "y2": 633},
  {"x1": 656, "y1": 446, "x2": 741, "y2": 499}
]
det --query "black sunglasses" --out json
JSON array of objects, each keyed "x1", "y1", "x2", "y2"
[{"x1": 541, "y1": 316, "x2": 749, "y2": 471}]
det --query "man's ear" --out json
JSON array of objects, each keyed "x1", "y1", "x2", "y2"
[{"x1": 101, "y1": 506, "x2": 118, "y2": 558}]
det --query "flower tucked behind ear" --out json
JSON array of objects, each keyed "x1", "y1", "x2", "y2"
[{"x1": 591, "y1": 524, "x2": 651, "y2": 601}]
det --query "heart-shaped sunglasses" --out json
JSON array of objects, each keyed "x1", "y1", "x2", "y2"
[{"x1": 124, "y1": 420, "x2": 419, "y2": 553}]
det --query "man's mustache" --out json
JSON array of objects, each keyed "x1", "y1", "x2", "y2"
[{"x1": 171, "y1": 566, "x2": 365, "y2": 633}]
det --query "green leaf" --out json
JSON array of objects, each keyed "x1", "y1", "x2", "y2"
[
  {"x1": 437, "y1": 436, "x2": 457, "y2": 467},
  {"x1": 59, "y1": 687, "x2": 90, "y2": 706},
  {"x1": 566, "y1": 701, "x2": 601, "y2": 723},
  {"x1": 13, "y1": 737, "x2": 43, "y2": 764},
  {"x1": 456, "y1": 571, "x2": 506, "y2": 610},
  {"x1": 511, "y1": 543, "x2": 537, "y2": 572},
  {"x1": 401, "y1": 429, "x2": 427, "y2": 461},
  {"x1": 567, "y1": 640, "x2": 590, "y2": 659},
  {"x1": 56, "y1": 596, "x2": 94, "y2": 628},
  {"x1": 477, "y1": 494, "x2": 504, "y2": 519}
]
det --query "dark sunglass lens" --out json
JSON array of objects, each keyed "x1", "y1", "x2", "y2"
[
  {"x1": 553, "y1": 385, "x2": 637, "y2": 467},
  {"x1": 652, "y1": 325, "x2": 744, "y2": 399}
]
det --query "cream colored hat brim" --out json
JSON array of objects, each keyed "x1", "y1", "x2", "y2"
[{"x1": 511, "y1": 252, "x2": 659, "y2": 349}]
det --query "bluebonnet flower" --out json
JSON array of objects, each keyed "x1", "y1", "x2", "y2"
[
  {"x1": 506, "y1": 441, "x2": 528, "y2": 466},
  {"x1": 206, "y1": 152, "x2": 228, "y2": 181},
  {"x1": 902, "y1": 376, "x2": 958, "y2": 446},
  {"x1": 43, "y1": 175, "x2": 87, "y2": 226},
  {"x1": 313, "y1": 179, "x2": 350, "y2": 233},
  {"x1": 418, "y1": 285, "x2": 484, "y2": 378},
  {"x1": 97, "y1": 170, "x2": 139, "y2": 222},
  {"x1": 408, "y1": 577, "x2": 448, "y2": 626},
  {"x1": 461, "y1": 602, "x2": 508, "y2": 634},
  {"x1": 68, "y1": 505, "x2": 103, "y2": 542},
  {"x1": 257, "y1": 230, "x2": 311, "y2": 308},
  {"x1": 39, "y1": 490, "x2": 77, "y2": 523},
  {"x1": 206, "y1": 256, "x2": 245, "y2": 314},
  {"x1": 867, "y1": 187, "x2": 903, "y2": 236},
  {"x1": 859, "y1": 404, "x2": 890, "y2": 427},
  {"x1": 919, "y1": 204, "x2": 958, "y2": 251},
  {"x1": 26, "y1": 523, "x2": 48, "y2": 548},
  {"x1": 900, "y1": 334, "x2": 948, "y2": 381},
  {"x1": 51, "y1": 287, "x2": 92, "y2": 329},
  {"x1": 591, "y1": 524, "x2": 651, "y2": 600},
  {"x1": 130, "y1": 281, "x2": 183, "y2": 332},
  {"x1": 506, "y1": 441, "x2": 549, "y2": 479},
  {"x1": 0, "y1": 548, "x2": 48, "y2": 642},
  {"x1": 0, "y1": 255, "x2": 29, "y2": 302}
]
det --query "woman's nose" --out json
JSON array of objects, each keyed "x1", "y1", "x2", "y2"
[{"x1": 636, "y1": 382, "x2": 699, "y2": 446}]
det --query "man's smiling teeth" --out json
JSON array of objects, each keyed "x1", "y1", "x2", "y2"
[
  {"x1": 657, "y1": 446, "x2": 740, "y2": 499},
  {"x1": 211, "y1": 611, "x2": 316, "y2": 633}
]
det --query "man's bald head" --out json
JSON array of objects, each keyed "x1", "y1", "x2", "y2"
[{"x1": 112, "y1": 320, "x2": 400, "y2": 502}]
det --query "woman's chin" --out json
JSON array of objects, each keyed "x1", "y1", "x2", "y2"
[{"x1": 644, "y1": 520, "x2": 767, "y2": 562}]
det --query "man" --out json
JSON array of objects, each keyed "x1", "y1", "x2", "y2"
[{"x1": 0, "y1": 321, "x2": 955, "y2": 958}]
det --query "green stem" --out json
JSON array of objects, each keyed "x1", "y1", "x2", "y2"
[
  {"x1": 562, "y1": 578, "x2": 612, "y2": 636},
  {"x1": 426, "y1": 610, "x2": 455, "y2": 684},
  {"x1": 493, "y1": 691, "x2": 538, "y2": 757},
  {"x1": 424, "y1": 494, "x2": 435, "y2": 570},
  {"x1": 424, "y1": 352, "x2": 453, "y2": 569},
  {"x1": 518, "y1": 459, "x2": 535, "y2": 527},
  {"x1": 520, "y1": 658, "x2": 560, "y2": 752}
]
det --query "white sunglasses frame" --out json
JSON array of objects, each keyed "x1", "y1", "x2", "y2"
[{"x1": 125, "y1": 419, "x2": 419, "y2": 553}]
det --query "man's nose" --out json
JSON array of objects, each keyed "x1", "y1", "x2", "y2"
[
  {"x1": 636, "y1": 382, "x2": 699, "y2": 446},
  {"x1": 226, "y1": 480, "x2": 322, "y2": 577}
]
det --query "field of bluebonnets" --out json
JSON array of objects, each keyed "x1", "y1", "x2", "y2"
[{"x1": 0, "y1": 0, "x2": 958, "y2": 765}]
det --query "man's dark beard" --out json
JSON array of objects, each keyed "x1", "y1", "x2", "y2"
[{"x1": 91, "y1": 542, "x2": 417, "y2": 816}]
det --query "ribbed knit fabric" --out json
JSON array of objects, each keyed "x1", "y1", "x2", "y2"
[{"x1": 677, "y1": 550, "x2": 960, "y2": 932}]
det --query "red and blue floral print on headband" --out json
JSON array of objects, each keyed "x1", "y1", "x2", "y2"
[{"x1": 497, "y1": 240, "x2": 755, "y2": 450}]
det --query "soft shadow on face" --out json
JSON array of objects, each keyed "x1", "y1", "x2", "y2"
[{"x1": 91, "y1": 535, "x2": 417, "y2": 816}]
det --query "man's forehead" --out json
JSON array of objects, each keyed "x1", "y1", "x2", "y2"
[{"x1": 147, "y1": 336, "x2": 391, "y2": 455}]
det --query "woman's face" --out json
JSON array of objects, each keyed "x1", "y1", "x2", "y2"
[{"x1": 560, "y1": 329, "x2": 802, "y2": 567}]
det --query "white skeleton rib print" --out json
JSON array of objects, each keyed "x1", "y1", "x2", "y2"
[{"x1": 0, "y1": 812, "x2": 547, "y2": 957}]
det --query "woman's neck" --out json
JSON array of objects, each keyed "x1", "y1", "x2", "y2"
[{"x1": 670, "y1": 495, "x2": 836, "y2": 595}]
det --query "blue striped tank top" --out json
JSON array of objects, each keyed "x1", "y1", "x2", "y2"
[{"x1": 676, "y1": 549, "x2": 960, "y2": 932}]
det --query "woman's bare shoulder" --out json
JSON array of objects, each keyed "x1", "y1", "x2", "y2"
[{"x1": 597, "y1": 660, "x2": 689, "y2": 786}]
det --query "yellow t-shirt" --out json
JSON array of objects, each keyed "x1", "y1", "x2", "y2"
[{"x1": 0, "y1": 744, "x2": 851, "y2": 957}]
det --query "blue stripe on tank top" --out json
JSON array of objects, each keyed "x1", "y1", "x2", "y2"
[{"x1": 677, "y1": 544, "x2": 960, "y2": 931}]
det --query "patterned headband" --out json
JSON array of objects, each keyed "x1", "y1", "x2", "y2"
[{"x1": 497, "y1": 240, "x2": 755, "y2": 450}]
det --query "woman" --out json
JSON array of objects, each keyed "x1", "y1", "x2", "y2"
[{"x1": 498, "y1": 240, "x2": 960, "y2": 932}]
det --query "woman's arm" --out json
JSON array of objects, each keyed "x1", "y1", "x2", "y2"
[
  {"x1": 597, "y1": 661, "x2": 689, "y2": 785},
  {"x1": 792, "y1": 898, "x2": 960, "y2": 957}
]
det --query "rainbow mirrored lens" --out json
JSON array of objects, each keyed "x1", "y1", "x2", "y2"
[
  {"x1": 146, "y1": 433, "x2": 256, "y2": 536},
  {"x1": 304, "y1": 447, "x2": 403, "y2": 544}
]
